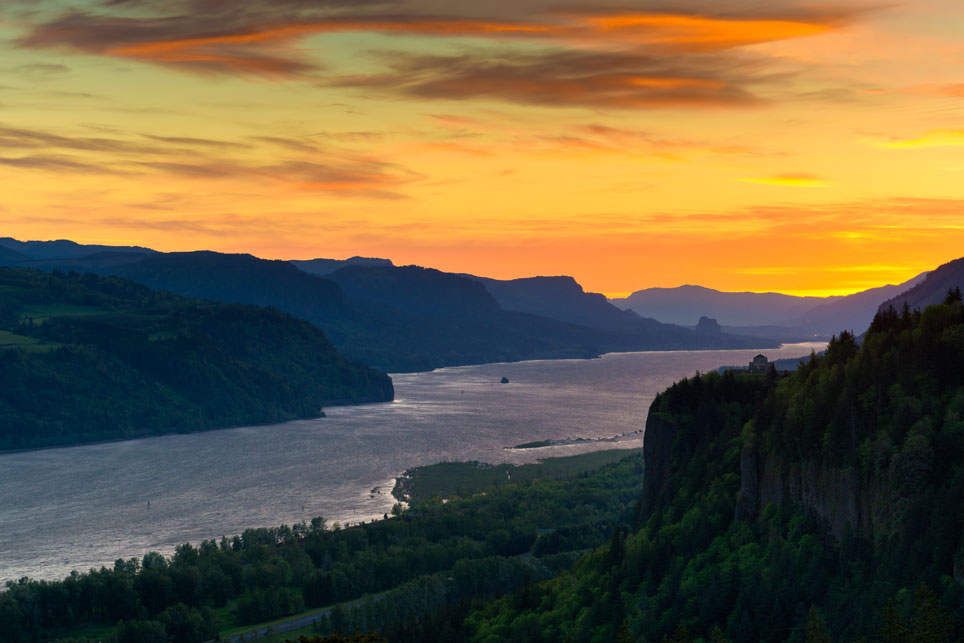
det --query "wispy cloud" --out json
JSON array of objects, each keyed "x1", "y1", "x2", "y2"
[
  {"x1": 333, "y1": 49, "x2": 761, "y2": 109},
  {"x1": 878, "y1": 129, "x2": 964, "y2": 149},
  {"x1": 0, "y1": 154, "x2": 128, "y2": 174},
  {"x1": 13, "y1": 2, "x2": 851, "y2": 87},
  {"x1": 144, "y1": 134, "x2": 250, "y2": 149},
  {"x1": 740, "y1": 173, "x2": 829, "y2": 186},
  {"x1": 0, "y1": 122, "x2": 416, "y2": 197},
  {"x1": 0, "y1": 124, "x2": 156, "y2": 154}
]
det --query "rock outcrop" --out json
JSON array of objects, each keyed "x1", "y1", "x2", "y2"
[
  {"x1": 642, "y1": 409, "x2": 677, "y2": 514},
  {"x1": 736, "y1": 446, "x2": 863, "y2": 540}
]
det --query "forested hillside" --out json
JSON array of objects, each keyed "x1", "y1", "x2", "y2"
[
  {"x1": 462, "y1": 291, "x2": 964, "y2": 642},
  {"x1": 0, "y1": 239, "x2": 777, "y2": 372},
  {"x1": 0, "y1": 452, "x2": 644, "y2": 642},
  {"x1": 0, "y1": 269, "x2": 393, "y2": 450}
]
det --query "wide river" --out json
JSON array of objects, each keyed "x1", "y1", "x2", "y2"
[{"x1": 0, "y1": 343, "x2": 822, "y2": 584}]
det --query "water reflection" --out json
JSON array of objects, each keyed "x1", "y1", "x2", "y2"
[{"x1": 0, "y1": 343, "x2": 822, "y2": 583}]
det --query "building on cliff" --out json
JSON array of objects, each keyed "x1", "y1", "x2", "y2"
[{"x1": 748, "y1": 354, "x2": 768, "y2": 374}]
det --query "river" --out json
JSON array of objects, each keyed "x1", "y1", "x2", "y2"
[{"x1": 0, "y1": 343, "x2": 822, "y2": 584}]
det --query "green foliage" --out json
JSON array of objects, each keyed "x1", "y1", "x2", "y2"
[
  {"x1": 287, "y1": 633, "x2": 386, "y2": 643},
  {"x1": 0, "y1": 268, "x2": 392, "y2": 450},
  {"x1": 2, "y1": 452, "x2": 643, "y2": 643},
  {"x1": 459, "y1": 298, "x2": 964, "y2": 642},
  {"x1": 395, "y1": 449, "x2": 640, "y2": 502}
]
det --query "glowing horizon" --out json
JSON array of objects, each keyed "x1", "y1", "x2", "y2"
[{"x1": 1, "y1": 0, "x2": 963, "y2": 298}]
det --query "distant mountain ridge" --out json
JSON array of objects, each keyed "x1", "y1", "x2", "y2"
[
  {"x1": 292, "y1": 256, "x2": 395, "y2": 277},
  {"x1": 610, "y1": 284, "x2": 829, "y2": 327},
  {"x1": 0, "y1": 237, "x2": 156, "y2": 260},
  {"x1": 612, "y1": 274, "x2": 927, "y2": 339},
  {"x1": 466, "y1": 274, "x2": 668, "y2": 334},
  {"x1": 0, "y1": 238, "x2": 778, "y2": 372}
]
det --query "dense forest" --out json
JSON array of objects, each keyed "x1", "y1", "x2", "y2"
[
  {"x1": 5, "y1": 285, "x2": 963, "y2": 642},
  {"x1": 0, "y1": 452, "x2": 644, "y2": 642},
  {"x1": 0, "y1": 268, "x2": 393, "y2": 450},
  {"x1": 459, "y1": 290, "x2": 964, "y2": 642},
  {"x1": 0, "y1": 239, "x2": 776, "y2": 373}
]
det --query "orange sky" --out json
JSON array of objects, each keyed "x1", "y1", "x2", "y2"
[{"x1": 2, "y1": 0, "x2": 963, "y2": 296}]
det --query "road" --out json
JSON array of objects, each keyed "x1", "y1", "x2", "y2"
[{"x1": 218, "y1": 595, "x2": 384, "y2": 642}]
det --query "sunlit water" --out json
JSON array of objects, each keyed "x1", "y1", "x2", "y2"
[{"x1": 0, "y1": 343, "x2": 822, "y2": 584}]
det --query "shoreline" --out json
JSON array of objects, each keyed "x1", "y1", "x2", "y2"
[
  {"x1": 391, "y1": 448, "x2": 642, "y2": 504},
  {"x1": 1, "y1": 342, "x2": 823, "y2": 456},
  {"x1": 408, "y1": 340, "x2": 822, "y2": 375},
  {"x1": 0, "y1": 397, "x2": 396, "y2": 456}
]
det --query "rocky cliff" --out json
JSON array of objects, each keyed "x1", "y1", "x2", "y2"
[
  {"x1": 641, "y1": 410, "x2": 677, "y2": 514},
  {"x1": 735, "y1": 446, "x2": 862, "y2": 540}
]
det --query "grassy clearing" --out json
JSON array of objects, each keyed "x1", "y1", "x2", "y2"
[
  {"x1": 18, "y1": 302, "x2": 107, "y2": 323},
  {"x1": 0, "y1": 330, "x2": 38, "y2": 346},
  {"x1": 395, "y1": 448, "x2": 641, "y2": 502},
  {"x1": 0, "y1": 330, "x2": 61, "y2": 353}
]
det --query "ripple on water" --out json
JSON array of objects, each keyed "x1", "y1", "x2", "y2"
[{"x1": 0, "y1": 343, "x2": 824, "y2": 583}]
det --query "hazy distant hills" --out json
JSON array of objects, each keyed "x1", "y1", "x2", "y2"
[
  {"x1": 109, "y1": 251, "x2": 357, "y2": 326},
  {"x1": 292, "y1": 256, "x2": 395, "y2": 277},
  {"x1": 878, "y1": 256, "x2": 964, "y2": 313},
  {"x1": 468, "y1": 275, "x2": 657, "y2": 334},
  {"x1": 106, "y1": 254, "x2": 617, "y2": 370},
  {"x1": 0, "y1": 237, "x2": 155, "y2": 260},
  {"x1": 610, "y1": 285, "x2": 827, "y2": 327},
  {"x1": 0, "y1": 268, "x2": 392, "y2": 450},
  {"x1": 0, "y1": 238, "x2": 777, "y2": 371},
  {"x1": 612, "y1": 273, "x2": 926, "y2": 339},
  {"x1": 785, "y1": 278, "x2": 925, "y2": 336},
  {"x1": 320, "y1": 264, "x2": 774, "y2": 367}
]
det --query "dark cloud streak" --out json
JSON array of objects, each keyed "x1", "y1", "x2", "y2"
[
  {"x1": 0, "y1": 155, "x2": 129, "y2": 174},
  {"x1": 333, "y1": 50, "x2": 761, "y2": 109}
]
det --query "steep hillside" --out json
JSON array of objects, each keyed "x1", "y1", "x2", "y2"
[
  {"x1": 471, "y1": 275, "x2": 654, "y2": 333},
  {"x1": 0, "y1": 237, "x2": 155, "y2": 260},
  {"x1": 109, "y1": 251, "x2": 358, "y2": 326},
  {"x1": 879, "y1": 256, "x2": 964, "y2": 314},
  {"x1": 465, "y1": 291, "x2": 964, "y2": 642},
  {"x1": 331, "y1": 265, "x2": 502, "y2": 319},
  {"x1": 0, "y1": 268, "x2": 393, "y2": 450},
  {"x1": 781, "y1": 274, "x2": 926, "y2": 337},
  {"x1": 109, "y1": 256, "x2": 609, "y2": 371},
  {"x1": 292, "y1": 256, "x2": 394, "y2": 276},
  {"x1": 0, "y1": 238, "x2": 778, "y2": 372}
]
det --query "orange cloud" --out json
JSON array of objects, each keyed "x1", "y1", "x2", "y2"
[
  {"x1": 577, "y1": 13, "x2": 836, "y2": 49},
  {"x1": 18, "y1": 8, "x2": 848, "y2": 77},
  {"x1": 427, "y1": 114, "x2": 486, "y2": 127},
  {"x1": 867, "y1": 83, "x2": 964, "y2": 98},
  {"x1": 740, "y1": 173, "x2": 829, "y2": 186},
  {"x1": 879, "y1": 129, "x2": 964, "y2": 149},
  {"x1": 334, "y1": 49, "x2": 760, "y2": 109},
  {"x1": 0, "y1": 123, "x2": 414, "y2": 197}
]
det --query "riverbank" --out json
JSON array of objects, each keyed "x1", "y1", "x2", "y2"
[
  {"x1": 392, "y1": 448, "x2": 641, "y2": 503},
  {"x1": 1, "y1": 344, "x2": 821, "y2": 585},
  {"x1": 0, "y1": 397, "x2": 404, "y2": 455}
]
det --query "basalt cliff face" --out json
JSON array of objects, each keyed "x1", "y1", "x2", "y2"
[
  {"x1": 647, "y1": 390, "x2": 935, "y2": 546},
  {"x1": 643, "y1": 402, "x2": 865, "y2": 541},
  {"x1": 641, "y1": 411, "x2": 677, "y2": 514},
  {"x1": 570, "y1": 298, "x2": 964, "y2": 642},
  {"x1": 644, "y1": 294, "x2": 964, "y2": 577},
  {"x1": 735, "y1": 446, "x2": 862, "y2": 539}
]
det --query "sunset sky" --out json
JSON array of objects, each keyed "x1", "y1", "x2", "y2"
[{"x1": 1, "y1": 0, "x2": 963, "y2": 297}]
